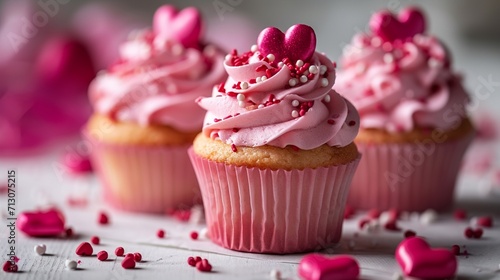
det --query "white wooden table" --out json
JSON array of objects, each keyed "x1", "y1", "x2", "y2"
[{"x1": 1, "y1": 140, "x2": 500, "y2": 280}]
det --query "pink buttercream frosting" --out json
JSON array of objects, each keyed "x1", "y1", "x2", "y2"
[
  {"x1": 197, "y1": 48, "x2": 359, "y2": 149},
  {"x1": 89, "y1": 29, "x2": 226, "y2": 132},
  {"x1": 335, "y1": 12, "x2": 470, "y2": 133}
]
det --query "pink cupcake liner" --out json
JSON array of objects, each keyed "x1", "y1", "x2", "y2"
[
  {"x1": 189, "y1": 148, "x2": 361, "y2": 254},
  {"x1": 85, "y1": 133, "x2": 201, "y2": 213},
  {"x1": 348, "y1": 131, "x2": 475, "y2": 212}
]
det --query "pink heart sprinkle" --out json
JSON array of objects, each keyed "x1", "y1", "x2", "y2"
[
  {"x1": 17, "y1": 209, "x2": 65, "y2": 237},
  {"x1": 153, "y1": 5, "x2": 202, "y2": 49},
  {"x1": 369, "y1": 7, "x2": 426, "y2": 42},
  {"x1": 75, "y1": 242, "x2": 93, "y2": 256},
  {"x1": 257, "y1": 24, "x2": 316, "y2": 64},
  {"x1": 298, "y1": 254, "x2": 360, "y2": 280},
  {"x1": 396, "y1": 237, "x2": 457, "y2": 279}
]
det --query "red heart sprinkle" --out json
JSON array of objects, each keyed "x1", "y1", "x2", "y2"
[
  {"x1": 476, "y1": 216, "x2": 493, "y2": 228},
  {"x1": 98, "y1": 212, "x2": 109, "y2": 225},
  {"x1": 2, "y1": 261, "x2": 18, "y2": 273},
  {"x1": 75, "y1": 242, "x2": 93, "y2": 256},
  {"x1": 298, "y1": 254, "x2": 360, "y2": 280},
  {"x1": 121, "y1": 255, "x2": 136, "y2": 269},
  {"x1": 396, "y1": 237, "x2": 457, "y2": 279},
  {"x1": 257, "y1": 24, "x2": 316, "y2": 65},
  {"x1": 134, "y1": 253, "x2": 142, "y2": 262},
  {"x1": 369, "y1": 7, "x2": 426, "y2": 42}
]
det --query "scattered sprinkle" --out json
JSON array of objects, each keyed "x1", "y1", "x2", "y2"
[
  {"x1": 196, "y1": 259, "x2": 212, "y2": 272},
  {"x1": 115, "y1": 247, "x2": 125, "y2": 257},
  {"x1": 157, "y1": 229, "x2": 165, "y2": 238},
  {"x1": 476, "y1": 216, "x2": 493, "y2": 228},
  {"x1": 2, "y1": 261, "x2": 18, "y2": 273},
  {"x1": 464, "y1": 227, "x2": 474, "y2": 239},
  {"x1": 320, "y1": 78, "x2": 329, "y2": 87},
  {"x1": 121, "y1": 255, "x2": 136, "y2": 269},
  {"x1": 451, "y1": 245, "x2": 460, "y2": 255},
  {"x1": 419, "y1": 209, "x2": 438, "y2": 224},
  {"x1": 453, "y1": 209, "x2": 467, "y2": 221},
  {"x1": 97, "y1": 251, "x2": 108, "y2": 261},
  {"x1": 75, "y1": 242, "x2": 93, "y2": 256},
  {"x1": 98, "y1": 212, "x2": 109, "y2": 225},
  {"x1": 134, "y1": 253, "x2": 142, "y2": 262},
  {"x1": 90, "y1": 236, "x2": 100, "y2": 245},
  {"x1": 34, "y1": 244, "x2": 46, "y2": 255},
  {"x1": 65, "y1": 259, "x2": 77, "y2": 270},
  {"x1": 190, "y1": 231, "x2": 199, "y2": 240}
]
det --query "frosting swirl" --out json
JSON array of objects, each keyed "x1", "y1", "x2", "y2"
[
  {"x1": 89, "y1": 29, "x2": 226, "y2": 132},
  {"x1": 197, "y1": 49, "x2": 359, "y2": 149},
  {"x1": 335, "y1": 32, "x2": 470, "y2": 133}
]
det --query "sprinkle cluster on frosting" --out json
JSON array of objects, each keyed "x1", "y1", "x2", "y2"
[
  {"x1": 335, "y1": 7, "x2": 470, "y2": 133},
  {"x1": 197, "y1": 24, "x2": 359, "y2": 150},
  {"x1": 89, "y1": 6, "x2": 227, "y2": 132}
]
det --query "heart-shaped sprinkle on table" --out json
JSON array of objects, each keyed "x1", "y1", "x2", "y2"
[
  {"x1": 121, "y1": 254, "x2": 136, "y2": 269},
  {"x1": 298, "y1": 253, "x2": 360, "y2": 280},
  {"x1": 75, "y1": 242, "x2": 93, "y2": 256},
  {"x1": 153, "y1": 5, "x2": 202, "y2": 49},
  {"x1": 396, "y1": 237, "x2": 457, "y2": 279},
  {"x1": 257, "y1": 24, "x2": 316, "y2": 65},
  {"x1": 18, "y1": 208, "x2": 65, "y2": 237},
  {"x1": 369, "y1": 7, "x2": 426, "y2": 42}
]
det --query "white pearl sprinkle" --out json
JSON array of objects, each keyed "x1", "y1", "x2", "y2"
[
  {"x1": 203, "y1": 45, "x2": 216, "y2": 58},
  {"x1": 65, "y1": 259, "x2": 78, "y2": 270},
  {"x1": 270, "y1": 269, "x2": 282, "y2": 280},
  {"x1": 200, "y1": 227, "x2": 209, "y2": 239},
  {"x1": 238, "y1": 101, "x2": 246, "y2": 108},
  {"x1": 371, "y1": 36, "x2": 382, "y2": 47},
  {"x1": 309, "y1": 65, "x2": 318, "y2": 74},
  {"x1": 291, "y1": 110, "x2": 299, "y2": 118},
  {"x1": 428, "y1": 58, "x2": 442, "y2": 68},
  {"x1": 258, "y1": 104, "x2": 265, "y2": 109},
  {"x1": 34, "y1": 244, "x2": 46, "y2": 255},
  {"x1": 288, "y1": 78, "x2": 298, "y2": 87},
  {"x1": 378, "y1": 211, "x2": 393, "y2": 225},
  {"x1": 277, "y1": 62, "x2": 284, "y2": 68},
  {"x1": 171, "y1": 44, "x2": 184, "y2": 56},
  {"x1": 261, "y1": 75, "x2": 267, "y2": 81},
  {"x1": 420, "y1": 209, "x2": 438, "y2": 224},
  {"x1": 237, "y1": 93, "x2": 245, "y2": 101},
  {"x1": 225, "y1": 54, "x2": 233, "y2": 61},
  {"x1": 266, "y1": 54, "x2": 275, "y2": 62},
  {"x1": 250, "y1": 44, "x2": 258, "y2": 53},
  {"x1": 321, "y1": 78, "x2": 329, "y2": 87},
  {"x1": 383, "y1": 53, "x2": 394, "y2": 64},
  {"x1": 241, "y1": 81, "x2": 249, "y2": 90},
  {"x1": 256, "y1": 77, "x2": 262, "y2": 83},
  {"x1": 299, "y1": 75, "x2": 308, "y2": 83},
  {"x1": 319, "y1": 65, "x2": 328, "y2": 75},
  {"x1": 323, "y1": 95, "x2": 331, "y2": 103},
  {"x1": 296, "y1": 60, "x2": 304, "y2": 67},
  {"x1": 292, "y1": 100, "x2": 300, "y2": 107}
]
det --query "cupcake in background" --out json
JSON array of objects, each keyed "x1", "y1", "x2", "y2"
[
  {"x1": 189, "y1": 24, "x2": 360, "y2": 253},
  {"x1": 334, "y1": 7, "x2": 475, "y2": 212},
  {"x1": 85, "y1": 5, "x2": 227, "y2": 213}
]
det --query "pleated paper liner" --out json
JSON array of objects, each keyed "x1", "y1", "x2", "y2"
[
  {"x1": 84, "y1": 131, "x2": 201, "y2": 213},
  {"x1": 347, "y1": 131, "x2": 474, "y2": 212},
  {"x1": 189, "y1": 148, "x2": 361, "y2": 254}
]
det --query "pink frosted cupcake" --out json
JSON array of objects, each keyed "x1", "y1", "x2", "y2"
[
  {"x1": 334, "y1": 7, "x2": 475, "y2": 212},
  {"x1": 189, "y1": 24, "x2": 361, "y2": 253},
  {"x1": 84, "y1": 5, "x2": 227, "y2": 213}
]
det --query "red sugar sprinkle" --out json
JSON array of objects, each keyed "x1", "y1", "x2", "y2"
[
  {"x1": 327, "y1": 119, "x2": 336, "y2": 125},
  {"x1": 230, "y1": 49, "x2": 237, "y2": 56},
  {"x1": 98, "y1": 212, "x2": 109, "y2": 225},
  {"x1": 249, "y1": 78, "x2": 256, "y2": 84},
  {"x1": 97, "y1": 250, "x2": 108, "y2": 261},
  {"x1": 231, "y1": 144, "x2": 237, "y2": 153},
  {"x1": 115, "y1": 247, "x2": 125, "y2": 257},
  {"x1": 217, "y1": 82, "x2": 226, "y2": 93},
  {"x1": 464, "y1": 227, "x2": 474, "y2": 239},
  {"x1": 157, "y1": 229, "x2": 165, "y2": 238},
  {"x1": 134, "y1": 253, "x2": 142, "y2": 262},
  {"x1": 476, "y1": 216, "x2": 493, "y2": 228},
  {"x1": 226, "y1": 91, "x2": 237, "y2": 97},
  {"x1": 451, "y1": 245, "x2": 460, "y2": 255},
  {"x1": 195, "y1": 256, "x2": 202, "y2": 263},
  {"x1": 187, "y1": 257, "x2": 197, "y2": 267},
  {"x1": 256, "y1": 65, "x2": 268, "y2": 72},
  {"x1": 90, "y1": 236, "x2": 100, "y2": 245},
  {"x1": 75, "y1": 242, "x2": 93, "y2": 256},
  {"x1": 213, "y1": 118, "x2": 221, "y2": 123},
  {"x1": 453, "y1": 209, "x2": 467, "y2": 220},
  {"x1": 384, "y1": 220, "x2": 401, "y2": 232},
  {"x1": 367, "y1": 209, "x2": 381, "y2": 219},
  {"x1": 65, "y1": 227, "x2": 74, "y2": 238},
  {"x1": 348, "y1": 120, "x2": 356, "y2": 126},
  {"x1": 404, "y1": 230, "x2": 416, "y2": 238},
  {"x1": 121, "y1": 255, "x2": 136, "y2": 269},
  {"x1": 358, "y1": 219, "x2": 370, "y2": 230},
  {"x1": 196, "y1": 259, "x2": 212, "y2": 272},
  {"x1": 473, "y1": 228, "x2": 483, "y2": 239},
  {"x1": 232, "y1": 128, "x2": 240, "y2": 132},
  {"x1": 190, "y1": 231, "x2": 199, "y2": 240}
]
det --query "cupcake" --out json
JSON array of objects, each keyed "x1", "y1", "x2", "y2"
[
  {"x1": 189, "y1": 24, "x2": 361, "y2": 254},
  {"x1": 334, "y1": 7, "x2": 475, "y2": 212},
  {"x1": 84, "y1": 5, "x2": 227, "y2": 213}
]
